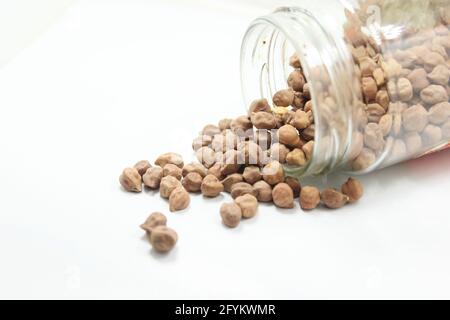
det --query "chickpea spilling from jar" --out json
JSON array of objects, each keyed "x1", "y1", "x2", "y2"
[{"x1": 118, "y1": 53, "x2": 371, "y2": 254}]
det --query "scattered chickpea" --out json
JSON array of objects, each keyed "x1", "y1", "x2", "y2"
[
  {"x1": 220, "y1": 203, "x2": 242, "y2": 228},
  {"x1": 169, "y1": 187, "x2": 190, "y2": 212},
  {"x1": 202, "y1": 124, "x2": 221, "y2": 137},
  {"x1": 149, "y1": 227, "x2": 178, "y2": 253},
  {"x1": 119, "y1": 168, "x2": 142, "y2": 193},
  {"x1": 285, "y1": 177, "x2": 301, "y2": 198},
  {"x1": 300, "y1": 186, "x2": 320, "y2": 210},
  {"x1": 270, "y1": 143, "x2": 290, "y2": 164},
  {"x1": 262, "y1": 161, "x2": 285, "y2": 186},
  {"x1": 163, "y1": 164, "x2": 183, "y2": 180},
  {"x1": 160, "y1": 176, "x2": 182, "y2": 199},
  {"x1": 341, "y1": 178, "x2": 364, "y2": 203},
  {"x1": 140, "y1": 212, "x2": 167, "y2": 234},
  {"x1": 201, "y1": 175, "x2": 224, "y2": 198},
  {"x1": 182, "y1": 172, "x2": 203, "y2": 193},
  {"x1": 192, "y1": 135, "x2": 212, "y2": 151},
  {"x1": 134, "y1": 160, "x2": 151, "y2": 177},
  {"x1": 196, "y1": 147, "x2": 216, "y2": 169},
  {"x1": 218, "y1": 118, "x2": 233, "y2": 131},
  {"x1": 272, "y1": 183, "x2": 295, "y2": 209},
  {"x1": 207, "y1": 163, "x2": 224, "y2": 180},
  {"x1": 230, "y1": 182, "x2": 256, "y2": 199},
  {"x1": 235, "y1": 194, "x2": 259, "y2": 219},
  {"x1": 155, "y1": 152, "x2": 184, "y2": 169},
  {"x1": 253, "y1": 181, "x2": 273, "y2": 203},
  {"x1": 182, "y1": 163, "x2": 207, "y2": 178},
  {"x1": 321, "y1": 189, "x2": 349, "y2": 209},
  {"x1": 221, "y1": 174, "x2": 244, "y2": 193},
  {"x1": 143, "y1": 166, "x2": 164, "y2": 189},
  {"x1": 243, "y1": 166, "x2": 262, "y2": 185}
]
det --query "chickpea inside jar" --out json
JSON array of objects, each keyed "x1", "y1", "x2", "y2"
[{"x1": 240, "y1": 0, "x2": 450, "y2": 178}]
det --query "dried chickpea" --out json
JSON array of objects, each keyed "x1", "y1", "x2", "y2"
[
  {"x1": 352, "y1": 148, "x2": 376, "y2": 171},
  {"x1": 196, "y1": 146, "x2": 216, "y2": 169},
  {"x1": 422, "y1": 125, "x2": 443, "y2": 145},
  {"x1": 230, "y1": 182, "x2": 256, "y2": 199},
  {"x1": 278, "y1": 124, "x2": 302, "y2": 148},
  {"x1": 402, "y1": 104, "x2": 428, "y2": 132},
  {"x1": 248, "y1": 99, "x2": 271, "y2": 115},
  {"x1": 202, "y1": 124, "x2": 221, "y2": 137},
  {"x1": 428, "y1": 65, "x2": 450, "y2": 86},
  {"x1": 201, "y1": 175, "x2": 224, "y2": 198},
  {"x1": 235, "y1": 194, "x2": 259, "y2": 219},
  {"x1": 273, "y1": 89, "x2": 295, "y2": 107},
  {"x1": 302, "y1": 141, "x2": 314, "y2": 161},
  {"x1": 287, "y1": 70, "x2": 305, "y2": 91},
  {"x1": 231, "y1": 115, "x2": 253, "y2": 133},
  {"x1": 169, "y1": 187, "x2": 190, "y2": 212},
  {"x1": 404, "y1": 132, "x2": 423, "y2": 154},
  {"x1": 362, "y1": 77, "x2": 377, "y2": 101},
  {"x1": 163, "y1": 164, "x2": 182, "y2": 180},
  {"x1": 192, "y1": 135, "x2": 213, "y2": 152},
  {"x1": 182, "y1": 163, "x2": 207, "y2": 178},
  {"x1": 262, "y1": 161, "x2": 285, "y2": 186},
  {"x1": 289, "y1": 53, "x2": 301, "y2": 69},
  {"x1": 251, "y1": 112, "x2": 278, "y2": 130},
  {"x1": 218, "y1": 118, "x2": 233, "y2": 131},
  {"x1": 182, "y1": 172, "x2": 203, "y2": 193},
  {"x1": 243, "y1": 166, "x2": 262, "y2": 185},
  {"x1": 160, "y1": 176, "x2": 182, "y2": 199},
  {"x1": 220, "y1": 203, "x2": 242, "y2": 228},
  {"x1": 285, "y1": 177, "x2": 301, "y2": 198},
  {"x1": 300, "y1": 186, "x2": 320, "y2": 210},
  {"x1": 321, "y1": 189, "x2": 349, "y2": 209},
  {"x1": 421, "y1": 85, "x2": 448, "y2": 105},
  {"x1": 143, "y1": 166, "x2": 163, "y2": 189},
  {"x1": 140, "y1": 212, "x2": 167, "y2": 234},
  {"x1": 290, "y1": 110, "x2": 311, "y2": 130},
  {"x1": 134, "y1": 160, "x2": 151, "y2": 177},
  {"x1": 119, "y1": 168, "x2": 142, "y2": 193},
  {"x1": 397, "y1": 78, "x2": 413, "y2": 102},
  {"x1": 253, "y1": 181, "x2": 273, "y2": 202},
  {"x1": 221, "y1": 174, "x2": 244, "y2": 193},
  {"x1": 407, "y1": 68, "x2": 430, "y2": 93},
  {"x1": 341, "y1": 178, "x2": 364, "y2": 203},
  {"x1": 155, "y1": 152, "x2": 184, "y2": 169},
  {"x1": 428, "y1": 102, "x2": 450, "y2": 125},
  {"x1": 286, "y1": 148, "x2": 307, "y2": 166},
  {"x1": 207, "y1": 163, "x2": 224, "y2": 180},
  {"x1": 364, "y1": 123, "x2": 384, "y2": 151},
  {"x1": 150, "y1": 227, "x2": 178, "y2": 253},
  {"x1": 272, "y1": 183, "x2": 295, "y2": 209},
  {"x1": 270, "y1": 143, "x2": 290, "y2": 164}
]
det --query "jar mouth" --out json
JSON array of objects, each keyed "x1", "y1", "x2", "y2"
[{"x1": 241, "y1": 7, "x2": 356, "y2": 177}]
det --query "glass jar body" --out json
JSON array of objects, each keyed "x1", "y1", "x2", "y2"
[{"x1": 241, "y1": 0, "x2": 450, "y2": 177}]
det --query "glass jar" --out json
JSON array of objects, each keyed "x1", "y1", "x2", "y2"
[{"x1": 241, "y1": 0, "x2": 450, "y2": 178}]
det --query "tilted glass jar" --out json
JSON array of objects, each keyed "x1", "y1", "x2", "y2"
[{"x1": 241, "y1": 0, "x2": 450, "y2": 178}]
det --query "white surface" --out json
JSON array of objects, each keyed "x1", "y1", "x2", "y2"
[{"x1": 0, "y1": 0, "x2": 450, "y2": 300}]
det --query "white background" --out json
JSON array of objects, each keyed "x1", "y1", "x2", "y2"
[{"x1": 0, "y1": 0, "x2": 450, "y2": 300}]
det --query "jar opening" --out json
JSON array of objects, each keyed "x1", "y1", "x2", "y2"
[{"x1": 241, "y1": 7, "x2": 357, "y2": 177}]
